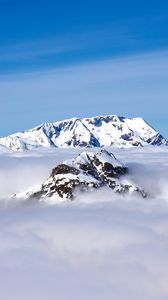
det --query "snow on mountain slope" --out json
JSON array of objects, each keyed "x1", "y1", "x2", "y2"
[
  {"x1": 0, "y1": 144, "x2": 11, "y2": 153},
  {"x1": 0, "y1": 115, "x2": 167, "y2": 151},
  {"x1": 14, "y1": 149, "x2": 146, "y2": 203}
]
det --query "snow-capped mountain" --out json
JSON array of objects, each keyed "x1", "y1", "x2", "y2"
[
  {"x1": 0, "y1": 115, "x2": 167, "y2": 151},
  {"x1": 14, "y1": 149, "x2": 146, "y2": 203}
]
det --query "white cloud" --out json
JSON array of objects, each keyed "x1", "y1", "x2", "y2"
[{"x1": 0, "y1": 147, "x2": 168, "y2": 299}]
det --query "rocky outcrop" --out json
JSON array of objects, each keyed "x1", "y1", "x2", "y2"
[{"x1": 14, "y1": 150, "x2": 146, "y2": 202}]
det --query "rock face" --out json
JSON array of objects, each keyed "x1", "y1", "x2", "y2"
[
  {"x1": 0, "y1": 115, "x2": 167, "y2": 151},
  {"x1": 15, "y1": 150, "x2": 146, "y2": 203}
]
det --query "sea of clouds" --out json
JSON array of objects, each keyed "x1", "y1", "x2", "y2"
[{"x1": 0, "y1": 146, "x2": 168, "y2": 300}]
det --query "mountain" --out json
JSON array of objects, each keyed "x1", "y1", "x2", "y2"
[
  {"x1": 0, "y1": 115, "x2": 167, "y2": 151},
  {"x1": 13, "y1": 149, "x2": 146, "y2": 203}
]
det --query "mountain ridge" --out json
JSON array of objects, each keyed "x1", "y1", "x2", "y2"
[{"x1": 0, "y1": 115, "x2": 167, "y2": 151}]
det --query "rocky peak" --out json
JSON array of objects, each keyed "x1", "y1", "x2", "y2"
[{"x1": 14, "y1": 150, "x2": 146, "y2": 203}]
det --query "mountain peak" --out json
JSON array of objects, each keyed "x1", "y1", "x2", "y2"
[
  {"x1": 0, "y1": 114, "x2": 167, "y2": 151},
  {"x1": 13, "y1": 149, "x2": 146, "y2": 203}
]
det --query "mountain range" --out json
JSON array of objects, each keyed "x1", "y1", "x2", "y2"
[{"x1": 0, "y1": 115, "x2": 167, "y2": 151}]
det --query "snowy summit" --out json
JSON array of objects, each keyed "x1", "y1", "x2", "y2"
[{"x1": 0, "y1": 115, "x2": 167, "y2": 151}]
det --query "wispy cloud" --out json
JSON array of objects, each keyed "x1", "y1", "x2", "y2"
[
  {"x1": 0, "y1": 50, "x2": 168, "y2": 137},
  {"x1": 1, "y1": 9, "x2": 168, "y2": 69}
]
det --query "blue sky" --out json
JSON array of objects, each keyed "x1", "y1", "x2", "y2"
[{"x1": 0, "y1": 0, "x2": 168, "y2": 137}]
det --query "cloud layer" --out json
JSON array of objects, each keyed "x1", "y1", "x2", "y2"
[{"x1": 0, "y1": 147, "x2": 168, "y2": 299}]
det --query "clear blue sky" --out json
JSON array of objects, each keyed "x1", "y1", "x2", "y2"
[{"x1": 0, "y1": 0, "x2": 168, "y2": 137}]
